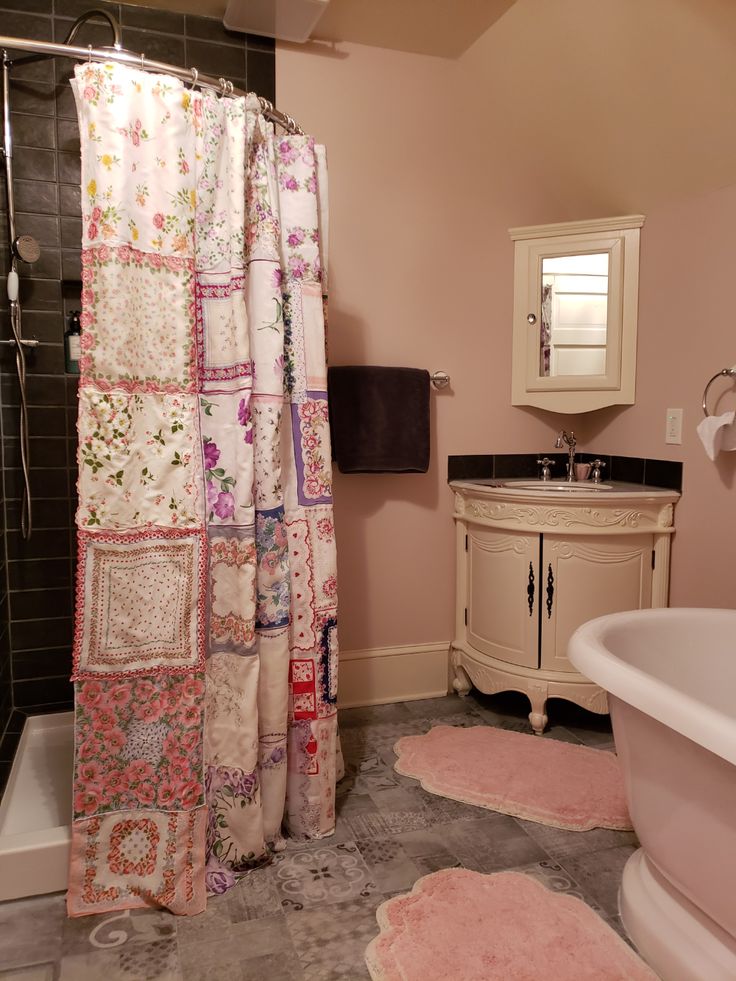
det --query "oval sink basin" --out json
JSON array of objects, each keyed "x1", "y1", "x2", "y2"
[{"x1": 502, "y1": 480, "x2": 613, "y2": 492}]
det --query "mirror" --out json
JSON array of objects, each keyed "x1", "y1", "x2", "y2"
[{"x1": 510, "y1": 215, "x2": 644, "y2": 414}]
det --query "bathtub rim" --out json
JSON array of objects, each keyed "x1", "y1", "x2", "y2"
[{"x1": 568, "y1": 607, "x2": 736, "y2": 767}]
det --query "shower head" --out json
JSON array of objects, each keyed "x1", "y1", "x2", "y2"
[
  {"x1": 12, "y1": 234, "x2": 40, "y2": 264},
  {"x1": 9, "y1": 8, "x2": 124, "y2": 67}
]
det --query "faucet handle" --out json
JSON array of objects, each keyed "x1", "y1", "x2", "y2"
[
  {"x1": 537, "y1": 457, "x2": 554, "y2": 481},
  {"x1": 590, "y1": 459, "x2": 606, "y2": 483}
]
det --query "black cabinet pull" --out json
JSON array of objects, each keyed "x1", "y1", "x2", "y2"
[
  {"x1": 546, "y1": 564, "x2": 554, "y2": 619},
  {"x1": 527, "y1": 562, "x2": 535, "y2": 616}
]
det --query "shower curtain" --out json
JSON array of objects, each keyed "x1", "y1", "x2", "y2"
[{"x1": 66, "y1": 61, "x2": 338, "y2": 916}]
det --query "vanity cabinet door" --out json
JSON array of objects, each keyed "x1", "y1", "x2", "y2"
[
  {"x1": 466, "y1": 525, "x2": 539, "y2": 669},
  {"x1": 539, "y1": 533, "x2": 654, "y2": 673}
]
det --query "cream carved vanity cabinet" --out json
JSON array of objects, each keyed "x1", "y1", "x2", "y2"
[{"x1": 450, "y1": 480, "x2": 679, "y2": 733}]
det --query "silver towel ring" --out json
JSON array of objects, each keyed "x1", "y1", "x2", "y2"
[{"x1": 702, "y1": 368, "x2": 736, "y2": 417}]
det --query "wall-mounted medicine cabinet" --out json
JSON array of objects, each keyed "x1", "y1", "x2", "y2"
[{"x1": 510, "y1": 214, "x2": 645, "y2": 414}]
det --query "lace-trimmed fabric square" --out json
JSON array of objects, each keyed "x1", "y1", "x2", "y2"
[
  {"x1": 72, "y1": 528, "x2": 206, "y2": 680},
  {"x1": 79, "y1": 246, "x2": 196, "y2": 394},
  {"x1": 73, "y1": 673, "x2": 205, "y2": 819},
  {"x1": 76, "y1": 389, "x2": 203, "y2": 530},
  {"x1": 208, "y1": 527, "x2": 257, "y2": 657},
  {"x1": 67, "y1": 806, "x2": 206, "y2": 917},
  {"x1": 196, "y1": 273, "x2": 252, "y2": 389}
]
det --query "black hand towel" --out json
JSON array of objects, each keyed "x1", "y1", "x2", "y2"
[{"x1": 327, "y1": 366, "x2": 430, "y2": 474}]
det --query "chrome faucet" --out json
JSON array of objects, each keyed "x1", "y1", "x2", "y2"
[{"x1": 555, "y1": 430, "x2": 577, "y2": 481}]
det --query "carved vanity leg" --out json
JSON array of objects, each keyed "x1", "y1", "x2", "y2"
[
  {"x1": 527, "y1": 684, "x2": 549, "y2": 735},
  {"x1": 451, "y1": 648, "x2": 472, "y2": 697}
]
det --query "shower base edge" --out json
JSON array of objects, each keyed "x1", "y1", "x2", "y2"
[{"x1": 0, "y1": 711, "x2": 73, "y2": 902}]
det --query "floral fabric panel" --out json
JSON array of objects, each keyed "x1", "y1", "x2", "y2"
[
  {"x1": 72, "y1": 63, "x2": 200, "y2": 257},
  {"x1": 285, "y1": 395, "x2": 333, "y2": 507},
  {"x1": 276, "y1": 134, "x2": 339, "y2": 841},
  {"x1": 205, "y1": 764, "x2": 265, "y2": 894},
  {"x1": 245, "y1": 111, "x2": 281, "y2": 265},
  {"x1": 284, "y1": 518, "x2": 314, "y2": 652},
  {"x1": 201, "y1": 390, "x2": 254, "y2": 526},
  {"x1": 252, "y1": 399, "x2": 283, "y2": 510},
  {"x1": 195, "y1": 93, "x2": 246, "y2": 274},
  {"x1": 195, "y1": 274, "x2": 251, "y2": 390},
  {"x1": 255, "y1": 506, "x2": 291, "y2": 630},
  {"x1": 79, "y1": 246, "x2": 196, "y2": 394},
  {"x1": 67, "y1": 807, "x2": 207, "y2": 917},
  {"x1": 74, "y1": 674, "x2": 205, "y2": 818},
  {"x1": 208, "y1": 527, "x2": 257, "y2": 657},
  {"x1": 77, "y1": 389, "x2": 203, "y2": 530},
  {"x1": 72, "y1": 528, "x2": 206, "y2": 680},
  {"x1": 249, "y1": 261, "x2": 286, "y2": 398},
  {"x1": 275, "y1": 136, "x2": 323, "y2": 285},
  {"x1": 205, "y1": 652, "x2": 259, "y2": 766}
]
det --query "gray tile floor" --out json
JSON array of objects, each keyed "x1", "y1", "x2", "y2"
[{"x1": 0, "y1": 692, "x2": 636, "y2": 981}]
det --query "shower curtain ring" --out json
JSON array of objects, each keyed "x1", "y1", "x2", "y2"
[
  {"x1": 140, "y1": 52, "x2": 145, "y2": 69},
  {"x1": 218, "y1": 77, "x2": 227, "y2": 96},
  {"x1": 189, "y1": 67, "x2": 198, "y2": 90},
  {"x1": 225, "y1": 80, "x2": 234, "y2": 96},
  {"x1": 87, "y1": 44, "x2": 92, "y2": 63}
]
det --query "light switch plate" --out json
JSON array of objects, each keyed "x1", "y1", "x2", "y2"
[{"x1": 665, "y1": 408, "x2": 683, "y2": 444}]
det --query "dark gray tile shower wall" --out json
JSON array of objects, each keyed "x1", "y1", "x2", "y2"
[{"x1": 0, "y1": 0, "x2": 275, "y2": 743}]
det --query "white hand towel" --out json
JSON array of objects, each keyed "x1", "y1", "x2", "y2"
[{"x1": 696, "y1": 411, "x2": 736, "y2": 461}]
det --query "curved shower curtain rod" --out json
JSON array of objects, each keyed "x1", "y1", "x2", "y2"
[{"x1": 0, "y1": 33, "x2": 304, "y2": 135}]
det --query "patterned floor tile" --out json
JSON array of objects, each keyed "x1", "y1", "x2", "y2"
[
  {"x1": 517, "y1": 818, "x2": 638, "y2": 862},
  {"x1": 0, "y1": 894, "x2": 66, "y2": 971},
  {"x1": 355, "y1": 836, "x2": 421, "y2": 893},
  {"x1": 62, "y1": 906, "x2": 177, "y2": 957},
  {"x1": 338, "y1": 702, "x2": 415, "y2": 728},
  {"x1": 286, "y1": 897, "x2": 379, "y2": 981},
  {"x1": 177, "y1": 915, "x2": 295, "y2": 981},
  {"x1": 366, "y1": 786, "x2": 433, "y2": 835},
  {"x1": 272, "y1": 841, "x2": 378, "y2": 912},
  {"x1": 422, "y1": 714, "x2": 486, "y2": 731},
  {"x1": 353, "y1": 754, "x2": 401, "y2": 792},
  {"x1": 393, "y1": 826, "x2": 462, "y2": 869},
  {"x1": 334, "y1": 791, "x2": 391, "y2": 841},
  {"x1": 441, "y1": 814, "x2": 550, "y2": 873},
  {"x1": 559, "y1": 844, "x2": 637, "y2": 916},
  {"x1": 403, "y1": 695, "x2": 483, "y2": 720},
  {"x1": 175, "y1": 893, "x2": 232, "y2": 948},
  {"x1": 0, "y1": 967, "x2": 55, "y2": 981},
  {"x1": 226, "y1": 865, "x2": 283, "y2": 923},
  {"x1": 59, "y1": 938, "x2": 181, "y2": 981}
]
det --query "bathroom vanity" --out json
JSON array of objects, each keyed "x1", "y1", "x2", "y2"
[{"x1": 450, "y1": 479, "x2": 679, "y2": 733}]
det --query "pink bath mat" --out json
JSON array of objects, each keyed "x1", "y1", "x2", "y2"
[
  {"x1": 365, "y1": 869, "x2": 656, "y2": 981},
  {"x1": 394, "y1": 724, "x2": 632, "y2": 831}
]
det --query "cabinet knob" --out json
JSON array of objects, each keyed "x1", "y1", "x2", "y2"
[{"x1": 526, "y1": 313, "x2": 537, "y2": 325}]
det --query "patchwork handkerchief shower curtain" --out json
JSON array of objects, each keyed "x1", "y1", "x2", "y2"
[{"x1": 67, "y1": 62, "x2": 338, "y2": 916}]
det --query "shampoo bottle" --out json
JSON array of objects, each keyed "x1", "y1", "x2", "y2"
[{"x1": 64, "y1": 310, "x2": 81, "y2": 375}]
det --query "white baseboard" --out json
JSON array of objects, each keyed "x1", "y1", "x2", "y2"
[{"x1": 337, "y1": 641, "x2": 451, "y2": 708}]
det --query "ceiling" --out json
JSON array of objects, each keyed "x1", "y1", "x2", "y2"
[{"x1": 125, "y1": 0, "x2": 517, "y2": 58}]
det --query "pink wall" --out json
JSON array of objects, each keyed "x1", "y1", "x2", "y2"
[
  {"x1": 277, "y1": 1, "x2": 736, "y2": 651},
  {"x1": 583, "y1": 185, "x2": 736, "y2": 608}
]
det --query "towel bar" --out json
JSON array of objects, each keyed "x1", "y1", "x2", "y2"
[
  {"x1": 702, "y1": 367, "x2": 736, "y2": 417},
  {"x1": 431, "y1": 370, "x2": 450, "y2": 390}
]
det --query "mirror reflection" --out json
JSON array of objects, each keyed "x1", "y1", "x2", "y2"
[{"x1": 540, "y1": 252, "x2": 609, "y2": 377}]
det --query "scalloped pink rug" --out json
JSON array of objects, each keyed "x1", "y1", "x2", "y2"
[
  {"x1": 394, "y1": 724, "x2": 631, "y2": 830},
  {"x1": 365, "y1": 869, "x2": 656, "y2": 981}
]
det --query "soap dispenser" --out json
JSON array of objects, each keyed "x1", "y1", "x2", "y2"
[{"x1": 64, "y1": 310, "x2": 81, "y2": 375}]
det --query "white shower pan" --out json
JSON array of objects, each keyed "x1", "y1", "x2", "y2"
[{"x1": 0, "y1": 711, "x2": 73, "y2": 901}]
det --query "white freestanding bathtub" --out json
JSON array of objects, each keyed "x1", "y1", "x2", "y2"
[{"x1": 569, "y1": 608, "x2": 736, "y2": 981}]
